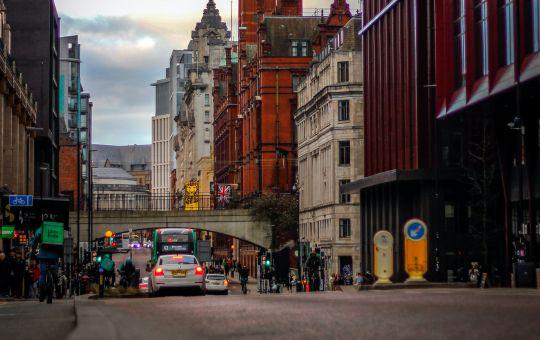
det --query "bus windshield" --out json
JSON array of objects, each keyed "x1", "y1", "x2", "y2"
[{"x1": 153, "y1": 228, "x2": 195, "y2": 262}]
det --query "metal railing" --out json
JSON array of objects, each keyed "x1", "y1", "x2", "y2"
[{"x1": 92, "y1": 193, "x2": 239, "y2": 212}]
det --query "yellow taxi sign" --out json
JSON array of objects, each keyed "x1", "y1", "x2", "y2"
[{"x1": 403, "y1": 218, "x2": 428, "y2": 282}]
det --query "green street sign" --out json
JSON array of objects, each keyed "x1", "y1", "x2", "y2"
[
  {"x1": 1, "y1": 225, "x2": 15, "y2": 238},
  {"x1": 42, "y1": 221, "x2": 64, "y2": 246}
]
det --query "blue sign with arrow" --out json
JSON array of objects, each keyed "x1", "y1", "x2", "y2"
[{"x1": 9, "y1": 195, "x2": 33, "y2": 207}]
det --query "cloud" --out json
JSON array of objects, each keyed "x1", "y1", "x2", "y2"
[
  {"x1": 56, "y1": 0, "x2": 362, "y2": 145},
  {"x1": 59, "y1": 14, "x2": 185, "y2": 145}
]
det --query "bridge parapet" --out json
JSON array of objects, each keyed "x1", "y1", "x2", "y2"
[{"x1": 70, "y1": 209, "x2": 272, "y2": 248}]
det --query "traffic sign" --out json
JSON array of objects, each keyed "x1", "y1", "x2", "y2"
[
  {"x1": 9, "y1": 195, "x2": 33, "y2": 207},
  {"x1": 403, "y1": 218, "x2": 428, "y2": 282},
  {"x1": 1, "y1": 225, "x2": 15, "y2": 238}
]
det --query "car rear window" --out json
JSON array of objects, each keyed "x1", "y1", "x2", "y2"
[
  {"x1": 159, "y1": 256, "x2": 197, "y2": 265},
  {"x1": 206, "y1": 275, "x2": 225, "y2": 280}
]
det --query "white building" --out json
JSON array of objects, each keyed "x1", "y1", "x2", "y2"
[
  {"x1": 151, "y1": 77, "x2": 171, "y2": 209},
  {"x1": 294, "y1": 18, "x2": 363, "y2": 277},
  {"x1": 175, "y1": 0, "x2": 230, "y2": 196}
]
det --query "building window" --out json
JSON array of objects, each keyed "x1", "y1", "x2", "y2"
[
  {"x1": 531, "y1": 0, "x2": 540, "y2": 52},
  {"x1": 339, "y1": 219, "x2": 351, "y2": 238},
  {"x1": 339, "y1": 180, "x2": 351, "y2": 203},
  {"x1": 337, "y1": 61, "x2": 349, "y2": 82},
  {"x1": 498, "y1": 0, "x2": 515, "y2": 66},
  {"x1": 292, "y1": 75, "x2": 300, "y2": 92},
  {"x1": 454, "y1": 0, "x2": 466, "y2": 88},
  {"x1": 205, "y1": 94, "x2": 210, "y2": 106},
  {"x1": 338, "y1": 141, "x2": 350, "y2": 166},
  {"x1": 291, "y1": 40, "x2": 308, "y2": 57},
  {"x1": 338, "y1": 100, "x2": 350, "y2": 121},
  {"x1": 474, "y1": 0, "x2": 489, "y2": 78},
  {"x1": 205, "y1": 110, "x2": 210, "y2": 123}
]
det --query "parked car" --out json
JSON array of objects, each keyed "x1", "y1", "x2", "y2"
[{"x1": 139, "y1": 277, "x2": 149, "y2": 294}]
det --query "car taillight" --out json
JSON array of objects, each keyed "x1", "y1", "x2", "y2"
[
  {"x1": 195, "y1": 266, "x2": 204, "y2": 275},
  {"x1": 139, "y1": 284, "x2": 148, "y2": 288},
  {"x1": 223, "y1": 280, "x2": 229, "y2": 286},
  {"x1": 154, "y1": 267, "x2": 164, "y2": 276}
]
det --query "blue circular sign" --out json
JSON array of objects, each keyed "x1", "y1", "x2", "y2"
[{"x1": 405, "y1": 220, "x2": 427, "y2": 241}]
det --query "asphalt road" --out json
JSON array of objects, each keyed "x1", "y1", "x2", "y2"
[
  {"x1": 0, "y1": 299, "x2": 75, "y2": 340},
  {"x1": 71, "y1": 288, "x2": 540, "y2": 340}
]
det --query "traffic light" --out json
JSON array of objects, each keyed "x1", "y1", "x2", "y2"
[
  {"x1": 264, "y1": 254, "x2": 271, "y2": 268},
  {"x1": 96, "y1": 256, "x2": 102, "y2": 263}
]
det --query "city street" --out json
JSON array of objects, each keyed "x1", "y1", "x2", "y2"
[
  {"x1": 66, "y1": 288, "x2": 540, "y2": 339},
  {"x1": 0, "y1": 299, "x2": 75, "y2": 340}
]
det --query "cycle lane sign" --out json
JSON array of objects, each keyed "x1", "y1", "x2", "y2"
[{"x1": 9, "y1": 195, "x2": 33, "y2": 207}]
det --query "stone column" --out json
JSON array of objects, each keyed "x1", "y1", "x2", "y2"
[
  {"x1": 2, "y1": 99, "x2": 12, "y2": 188},
  {"x1": 0, "y1": 94, "x2": 3, "y2": 185},
  {"x1": 28, "y1": 135, "x2": 35, "y2": 195},
  {"x1": 18, "y1": 120, "x2": 24, "y2": 194},
  {"x1": 11, "y1": 113, "x2": 19, "y2": 192}
]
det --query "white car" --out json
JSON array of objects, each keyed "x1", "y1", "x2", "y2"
[
  {"x1": 138, "y1": 277, "x2": 149, "y2": 294},
  {"x1": 148, "y1": 254, "x2": 205, "y2": 296},
  {"x1": 204, "y1": 274, "x2": 229, "y2": 294}
]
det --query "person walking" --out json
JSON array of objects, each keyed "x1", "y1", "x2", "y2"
[
  {"x1": 0, "y1": 251, "x2": 10, "y2": 297},
  {"x1": 12, "y1": 251, "x2": 25, "y2": 298}
]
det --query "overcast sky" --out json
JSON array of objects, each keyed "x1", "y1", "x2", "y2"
[{"x1": 55, "y1": 0, "x2": 360, "y2": 146}]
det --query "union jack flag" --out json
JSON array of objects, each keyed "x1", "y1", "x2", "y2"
[{"x1": 217, "y1": 184, "x2": 231, "y2": 205}]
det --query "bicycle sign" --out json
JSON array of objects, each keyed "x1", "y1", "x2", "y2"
[{"x1": 9, "y1": 195, "x2": 33, "y2": 207}]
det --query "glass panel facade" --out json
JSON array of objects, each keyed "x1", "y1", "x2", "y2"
[
  {"x1": 498, "y1": 0, "x2": 515, "y2": 66},
  {"x1": 474, "y1": 0, "x2": 489, "y2": 77},
  {"x1": 454, "y1": 0, "x2": 466, "y2": 87}
]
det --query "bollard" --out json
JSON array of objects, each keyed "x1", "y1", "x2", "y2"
[{"x1": 98, "y1": 268, "x2": 104, "y2": 298}]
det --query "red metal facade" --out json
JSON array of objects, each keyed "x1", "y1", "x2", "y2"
[
  {"x1": 435, "y1": 0, "x2": 540, "y2": 117},
  {"x1": 362, "y1": 0, "x2": 435, "y2": 177}
]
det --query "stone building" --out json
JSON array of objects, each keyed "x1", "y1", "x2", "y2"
[
  {"x1": 92, "y1": 167, "x2": 149, "y2": 211},
  {"x1": 0, "y1": 1, "x2": 38, "y2": 196},
  {"x1": 295, "y1": 16, "x2": 362, "y2": 276},
  {"x1": 175, "y1": 0, "x2": 230, "y2": 200},
  {"x1": 92, "y1": 144, "x2": 151, "y2": 190},
  {"x1": 0, "y1": 1, "x2": 39, "y2": 251},
  {"x1": 6, "y1": 0, "x2": 60, "y2": 197}
]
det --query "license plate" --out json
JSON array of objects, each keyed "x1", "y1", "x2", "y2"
[
  {"x1": 172, "y1": 270, "x2": 186, "y2": 277},
  {"x1": 211, "y1": 281, "x2": 220, "y2": 285}
]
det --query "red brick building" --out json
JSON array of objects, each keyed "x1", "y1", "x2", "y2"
[
  {"x1": 238, "y1": 0, "x2": 351, "y2": 198},
  {"x1": 213, "y1": 47, "x2": 240, "y2": 186},
  {"x1": 59, "y1": 134, "x2": 82, "y2": 210}
]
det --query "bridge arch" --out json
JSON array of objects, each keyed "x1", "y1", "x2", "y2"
[{"x1": 71, "y1": 209, "x2": 272, "y2": 248}]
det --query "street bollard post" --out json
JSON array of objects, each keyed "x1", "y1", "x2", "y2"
[{"x1": 98, "y1": 267, "x2": 104, "y2": 298}]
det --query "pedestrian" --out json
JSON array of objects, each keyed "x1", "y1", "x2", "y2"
[
  {"x1": 354, "y1": 272, "x2": 364, "y2": 286},
  {"x1": 0, "y1": 251, "x2": 10, "y2": 297},
  {"x1": 12, "y1": 251, "x2": 25, "y2": 298}
]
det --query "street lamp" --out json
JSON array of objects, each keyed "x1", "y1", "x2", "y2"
[{"x1": 508, "y1": 116, "x2": 527, "y2": 262}]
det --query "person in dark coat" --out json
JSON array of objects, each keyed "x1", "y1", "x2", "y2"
[
  {"x1": 12, "y1": 251, "x2": 26, "y2": 298},
  {"x1": 0, "y1": 251, "x2": 10, "y2": 297}
]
